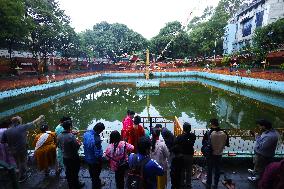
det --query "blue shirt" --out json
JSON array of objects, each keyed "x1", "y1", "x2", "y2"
[
  {"x1": 254, "y1": 129, "x2": 279, "y2": 158},
  {"x1": 83, "y1": 130, "x2": 103, "y2": 164},
  {"x1": 55, "y1": 124, "x2": 64, "y2": 136},
  {"x1": 128, "y1": 153, "x2": 164, "y2": 189}
]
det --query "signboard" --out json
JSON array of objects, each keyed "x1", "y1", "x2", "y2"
[{"x1": 21, "y1": 63, "x2": 33, "y2": 66}]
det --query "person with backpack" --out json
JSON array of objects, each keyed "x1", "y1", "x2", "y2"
[
  {"x1": 150, "y1": 128, "x2": 170, "y2": 189},
  {"x1": 83, "y1": 122, "x2": 105, "y2": 189},
  {"x1": 127, "y1": 136, "x2": 164, "y2": 189},
  {"x1": 105, "y1": 130, "x2": 134, "y2": 189},
  {"x1": 174, "y1": 122, "x2": 196, "y2": 188},
  {"x1": 202, "y1": 118, "x2": 229, "y2": 189}
]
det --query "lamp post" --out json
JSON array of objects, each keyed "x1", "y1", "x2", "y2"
[
  {"x1": 145, "y1": 49, "x2": 150, "y2": 80},
  {"x1": 214, "y1": 39, "x2": 217, "y2": 61}
]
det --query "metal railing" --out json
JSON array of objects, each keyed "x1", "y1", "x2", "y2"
[{"x1": 27, "y1": 116, "x2": 284, "y2": 158}]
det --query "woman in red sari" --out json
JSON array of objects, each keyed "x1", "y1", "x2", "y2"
[
  {"x1": 121, "y1": 110, "x2": 135, "y2": 141},
  {"x1": 127, "y1": 116, "x2": 145, "y2": 152}
]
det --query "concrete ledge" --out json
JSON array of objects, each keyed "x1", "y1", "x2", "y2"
[
  {"x1": 136, "y1": 79, "x2": 160, "y2": 88},
  {"x1": 1, "y1": 71, "x2": 283, "y2": 99},
  {"x1": 0, "y1": 74, "x2": 100, "y2": 100}
]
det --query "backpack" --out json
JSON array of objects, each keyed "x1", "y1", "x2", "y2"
[
  {"x1": 201, "y1": 131, "x2": 212, "y2": 157},
  {"x1": 126, "y1": 154, "x2": 151, "y2": 189}
]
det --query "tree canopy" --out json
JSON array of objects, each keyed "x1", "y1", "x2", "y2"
[
  {"x1": 253, "y1": 18, "x2": 284, "y2": 61},
  {"x1": 0, "y1": 0, "x2": 246, "y2": 65},
  {"x1": 81, "y1": 22, "x2": 148, "y2": 61}
]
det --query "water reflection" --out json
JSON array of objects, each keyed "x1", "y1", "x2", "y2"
[{"x1": 1, "y1": 79, "x2": 284, "y2": 131}]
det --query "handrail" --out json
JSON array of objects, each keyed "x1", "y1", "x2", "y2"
[
  {"x1": 26, "y1": 116, "x2": 284, "y2": 158},
  {"x1": 173, "y1": 116, "x2": 183, "y2": 136}
]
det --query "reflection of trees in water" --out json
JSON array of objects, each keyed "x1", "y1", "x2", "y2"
[{"x1": 3, "y1": 83, "x2": 284, "y2": 131}]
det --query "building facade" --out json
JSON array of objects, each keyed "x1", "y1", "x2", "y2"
[
  {"x1": 223, "y1": 19, "x2": 237, "y2": 55},
  {"x1": 223, "y1": 0, "x2": 284, "y2": 55}
]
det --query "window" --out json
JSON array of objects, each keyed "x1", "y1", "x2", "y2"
[
  {"x1": 255, "y1": 11, "x2": 264, "y2": 28},
  {"x1": 242, "y1": 18, "x2": 252, "y2": 37}
]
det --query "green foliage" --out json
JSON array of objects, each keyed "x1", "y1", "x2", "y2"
[
  {"x1": 280, "y1": 63, "x2": 284, "y2": 71},
  {"x1": 253, "y1": 18, "x2": 284, "y2": 62},
  {"x1": 221, "y1": 56, "x2": 230, "y2": 66},
  {"x1": 26, "y1": 0, "x2": 70, "y2": 57},
  {"x1": 81, "y1": 22, "x2": 148, "y2": 61},
  {"x1": 187, "y1": 0, "x2": 243, "y2": 57},
  {"x1": 0, "y1": 0, "x2": 31, "y2": 58},
  {"x1": 149, "y1": 21, "x2": 190, "y2": 59}
]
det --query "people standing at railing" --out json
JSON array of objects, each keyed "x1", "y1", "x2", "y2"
[
  {"x1": 105, "y1": 130, "x2": 134, "y2": 189},
  {"x1": 83, "y1": 122, "x2": 105, "y2": 189},
  {"x1": 202, "y1": 118, "x2": 229, "y2": 189},
  {"x1": 121, "y1": 110, "x2": 135, "y2": 141},
  {"x1": 173, "y1": 122, "x2": 196, "y2": 188},
  {"x1": 127, "y1": 136, "x2": 164, "y2": 189},
  {"x1": 150, "y1": 128, "x2": 170, "y2": 189},
  {"x1": 33, "y1": 124, "x2": 56, "y2": 176},
  {"x1": 127, "y1": 116, "x2": 145, "y2": 152},
  {"x1": 170, "y1": 144, "x2": 184, "y2": 189},
  {"x1": 161, "y1": 127, "x2": 175, "y2": 152},
  {"x1": 0, "y1": 119, "x2": 16, "y2": 166},
  {"x1": 248, "y1": 119, "x2": 280, "y2": 182},
  {"x1": 144, "y1": 125, "x2": 151, "y2": 138},
  {"x1": 1, "y1": 115, "x2": 45, "y2": 182},
  {"x1": 55, "y1": 116, "x2": 71, "y2": 175},
  {"x1": 154, "y1": 124, "x2": 176, "y2": 153},
  {"x1": 57, "y1": 120, "x2": 84, "y2": 189}
]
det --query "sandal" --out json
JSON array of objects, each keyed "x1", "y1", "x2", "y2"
[{"x1": 222, "y1": 180, "x2": 236, "y2": 189}]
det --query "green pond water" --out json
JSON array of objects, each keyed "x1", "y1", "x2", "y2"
[
  {"x1": 1, "y1": 77, "x2": 284, "y2": 153},
  {"x1": 1, "y1": 79, "x2": 284, "y2": 131}
]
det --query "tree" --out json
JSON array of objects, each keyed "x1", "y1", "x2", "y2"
[
  {"x1": 0, "y1": 0, "x2": 31, "y2": 61},
  {"x1": 81, "y1": 22, "x2": 148, "y2": 61},
  {"x1": 58, "y1": 24, "x2": 79, "y2": 58},
  {"x1": 150, "y1": 21, "x2": 191, "y2": 59},
  {"x1": 253, "y1": 18, "x2": 284, "y2": 62},
  {"x1": 186, "y1": 0, "x2": 243, "y2": 59},
  {"x1": 25, "y1": 0, "x2": 70, "y2": 72}
]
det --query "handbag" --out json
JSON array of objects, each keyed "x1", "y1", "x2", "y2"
[
  {"x1": 116, "y1": 142, "x2": 129, "y2": 170},
  {"x1": 201, "y1": 131, "x2": 212, "y2": 157}
]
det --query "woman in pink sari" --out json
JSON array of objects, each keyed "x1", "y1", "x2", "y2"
[{"x1": 121, "y1": 110, "x2": 135, "y2": 141}]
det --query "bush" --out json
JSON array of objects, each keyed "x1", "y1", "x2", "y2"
[
  {"x1": 280, "y1": 63, "x2": 284, "y2": 70},
  {"x1": 221, "y1": 56, "x2": 230, "y2": 66}
]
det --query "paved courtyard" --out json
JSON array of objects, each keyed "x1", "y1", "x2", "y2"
[{"x1": 13, "y1": 160, "x2": 258, "y2": 189}]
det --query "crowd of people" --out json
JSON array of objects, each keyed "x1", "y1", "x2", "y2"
[{"x1": 0, "y1": 110, "x2": 283, "y2": 189}]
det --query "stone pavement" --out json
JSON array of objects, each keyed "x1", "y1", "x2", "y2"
[{"x1": 16, "y1": 162, "x2": 257, "y2": 189}]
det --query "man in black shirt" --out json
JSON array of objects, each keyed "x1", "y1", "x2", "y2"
[{"x1": 174, "y1": 122, "x2": 196, "y2": 188}]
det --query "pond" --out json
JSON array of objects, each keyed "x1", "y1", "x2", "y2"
[{"x1": 1, "y1": 77, "x2": 283, "y2": 154}]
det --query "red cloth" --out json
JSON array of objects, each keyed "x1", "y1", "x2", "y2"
[
  {"x1": 127, "y1": 124, "x2": 145, "y2": 152},
  {"x1": 258, "y1": 159, "x2": 284, "y2": 189},
  {"x1": 121, "y1": 116, "x2": 133, "y2": 140}
]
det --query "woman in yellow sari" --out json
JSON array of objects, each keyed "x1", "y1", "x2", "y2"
[{"x1": 33, "y1": 124, "x2": 56, "y2": 175}]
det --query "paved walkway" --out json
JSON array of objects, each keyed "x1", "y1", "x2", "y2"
[{"x1": 16, "y1": 162, "x2": 257, "y2": 189}]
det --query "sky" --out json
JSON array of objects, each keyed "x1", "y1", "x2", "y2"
[{"x1": 58, "y1": 0, "x2": 220, "y2": 39}]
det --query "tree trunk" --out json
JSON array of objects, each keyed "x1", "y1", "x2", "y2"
[
  {"x1": 8, "y1": 40, "x2": 12, "y2": 63},
  {"x1": 43, "y1": 52, "x2": 48, "y2": 73}
]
